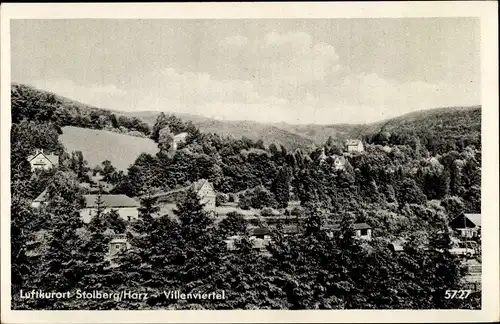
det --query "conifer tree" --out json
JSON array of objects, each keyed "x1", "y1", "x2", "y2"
[{"x1": 271, "y1": 167, "x2": 291, "y2": 209}]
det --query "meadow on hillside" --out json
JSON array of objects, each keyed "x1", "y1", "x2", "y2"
[{"x1": 59, "y1": 126, "x2": 158, "y2": 171}]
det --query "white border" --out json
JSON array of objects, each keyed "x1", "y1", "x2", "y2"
[{"x1": 1, "y1": 2, "x2": 498, "y2": 323}]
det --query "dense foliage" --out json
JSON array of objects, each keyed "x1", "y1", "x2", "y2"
[
  {"x1": 10, "y1": 87, "x2": 482, "y2": 310},
  {"x1": 12, "y1": 83, "x2": 151, "y2": 137}
]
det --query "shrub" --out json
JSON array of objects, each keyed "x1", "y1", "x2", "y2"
[
  {"x1": 216, "y1": 192, "x2": 229, "y2": 206},
  {"x1": 260, "y1": 207, "x2": 275, "y2": 217}
]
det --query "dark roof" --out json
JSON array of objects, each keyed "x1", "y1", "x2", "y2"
[
  {"x1": 251, "y1": 227, "x2": 271, "y2": 236},
  {"x1": 323, "y1": 223, "x2": 372, "y2": 231},
  {"x1": 464, "y1": 214, "x2": 481, "y2": 227},
  {"x1": 84, "y1": 195, "x2": 140, "y2": 208},
  {"x1": 450, "y1": 214, "x2": 481, "y2": 228}
]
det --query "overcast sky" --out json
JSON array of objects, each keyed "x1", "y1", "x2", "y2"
[{"x1": 11, "y1": 19, "x2": 480, "y2": 124}]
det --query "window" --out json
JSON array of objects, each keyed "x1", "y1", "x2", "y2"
[
  {"x1": 115, "y1": 244, "x2": 121, "y2": 250},
  {"x1": 360, "y1": 229, "x2": 368, "y2": 236}
]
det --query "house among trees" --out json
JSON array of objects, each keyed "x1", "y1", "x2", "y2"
[
  {"x1": 450, "y1": 213, "x2": 481, "y2": 238},
  {"x1": 31, "y1": 189, "x2": 48, "y2": 208},
  {"x1": 331, "y1": 155, "x2": 347, "y2": 171},
  {"x1": 319, "y1": 148, "x2": 347, "y2": 170},
  {"x1": 286, "y1": 222, "x2": 373, "y2": 240},
  {"x1": 192, "y1": 179, "x2": 216, "y2": 212},
  {"x1": 224, "y1": 227, "x2": 272, "y2": 252},
  {"x1": 345, "y1": 139, "x2": 365, "y2": 153},
  {"x1": 80, "y1": 194, "x2": 140, "y2": 223},
  {"x1": 325, "y1": 222, "x2": 373, "y2": 240},
  {"x1": 27, "y1": 149, "x2": 59, "y2": 171},
  {"x1": 147, "y1": 179, "x2": 216, "y2": 216},
  {"x1": 172, "y1": 132, "x2": 188, "y2": 151},
  {"x1": 107, "y1": 233, "x2": 129, "y2": 257},
  {"x1": 225, "y1": 222, "x2": 374, "y2": 252}
]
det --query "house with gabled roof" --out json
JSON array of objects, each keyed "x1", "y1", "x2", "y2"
[
  {"x1": 450, "y1": 213, "x2": 481, "y2": 238},
  {"x1": 27, "y1": 149, "x2": 59, "y2": 171},
  {"x1": 318, "y1": 148, "x2": 347, "y2": 171},
  {"x1": 345, "y1": 139, "x2": 364, "y2": 153},
  {"x1": 144, "y1": 179, "x2": 216, "y2": 216},
  {"x1": 31, "y1": 189, "x2": 48, "y2": 208},
  {"x1": 330, "y1": 154, "x2": 347, "y2": 171},
  {"x1": 192, "y1": 179, "x2": 216, "y2": 212},
  {"x1": 80, "y1": 194, "x2": 140, "y2": 223}
]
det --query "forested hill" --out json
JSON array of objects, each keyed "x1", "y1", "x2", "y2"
[
  {"x1": 11, "y1": 83, "x2": 151, "y2": 138},
  {"x1": 10, "y1": 83, "x2": 314, "y2": 150},
  {"x1": 11, "y1": 83, "x2": 480, "y2": 152},
  {"x1": 361, "y1": 106, "x2": 481, "y2": 155}
]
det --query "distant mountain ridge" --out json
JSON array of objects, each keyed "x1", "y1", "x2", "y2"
[{"x1": 11, "y1": 83, "x2": 481, "y2": 150}]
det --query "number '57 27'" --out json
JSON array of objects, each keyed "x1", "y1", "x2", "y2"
[{"x1": 444, "y1": 289, "x2": 472, "y2": 299}]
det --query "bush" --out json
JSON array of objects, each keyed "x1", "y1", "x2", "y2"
[
  {"x1": 237, "y1": 185, "x2": 278, "y2": 210},
  {"x1": 216, "y1": 193, "x2": 229, "y2": 206},
  {"x1": 228, "y1": 193, "x2": 237, "y2": 203},
  {"x1": 290, "y1": 206, "x2": 305, "y2": 217},
  {"x1": 260, "y1": 207, "x2": 275, "y2": 217}
]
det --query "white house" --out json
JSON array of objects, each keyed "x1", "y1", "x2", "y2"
[
  {"x1": 450, "y1": 213, "x2": 481, "y2": 238},
  {"x1": 324, "y1": 223, "x2": 373, "y2": 240},
  {"x1": 345, "y1": 139, "x2": 365, "y2": 153},
  {"x1": 80, "y1": 194, "x2": 140, "y2": 223},
  {"x1": 192, "y1": 179, "x2": 216, "y2": 212},
  {"x1": 319, "y1": 148, "x2": 347, "y2": 171},
  {"x1": 27, "y1": 149, "x2": 59, "y2": 171},
  {"x1": 331, "y1": 155, "x2": 347, "y2": 171},
  {"x1": 31, "y1": 189, "x2": 48, "y2": 208},
  {"x1": 172, "y1": 132, "x2": 188, "y2": 151},
  {"x1": 107, "y1": 233, "x2": 130, "y2": 257}
]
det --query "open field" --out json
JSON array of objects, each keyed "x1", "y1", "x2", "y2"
[{"x1": 59, "y1": 126, "x2": 159, "y2": 171}]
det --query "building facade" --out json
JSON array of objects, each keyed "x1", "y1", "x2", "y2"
[
  {"x1": 346, "y1": 139, "x2": 364, "y2": 153},
  {"x1": 192, "y1": 179, "x2": 216, "y2": 212},
  {"x1": 27, "y1": 149, "x2": 59, "y2": 171},
  {"x1": 79, "y1": 194, "x2": 140, "y2": 223},
  {"x1": 450, "y1": 213, "x2": 481, "y2": 238}
]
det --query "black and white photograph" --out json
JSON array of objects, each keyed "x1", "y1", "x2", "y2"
[{"x1": 1, "y1": 2, "x2": 498, "y2": 323}]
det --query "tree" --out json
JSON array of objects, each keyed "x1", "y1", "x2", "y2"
[
  {"x1": 101, "y1": 160, "x2": 116, "y2": 183},
  {"x1": 218, "y1": 211, "x2": 248, "y2": 237},
  {"x1": 110, "y1": 114, "x2": 119, "y2": 129},
  {"x1": 11, "y1": 189, "x2": 38, "y2": 294},
  {"x1": 137, "y1": 192, "x2": 160, "y2": 232},
  {"x1": 69, "y1": 151, "x2": 90, "y2": 182},
  {"x1": 151, "y1": 112, "x2": 168, "y2": 142},
  {"x1": 103, "y1": 209, "x2": 127, "y2": 234},
  {"x1": 271, "y1": 167, "x2": 291, "y2": 209},
  {"x1": 22, "y1": 171, "x2": 86, "y2": 309},
  {"x1": 158, "y1": 126, "x2": 174, "y2": 152},
  {"x1": 397, "y1": 178, "x2": 427, "y2": 206},
  {"x1": 325, "y1": 136, "x2": 334, "y2": 148}
]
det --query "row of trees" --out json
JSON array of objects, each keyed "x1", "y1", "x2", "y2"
[
  {"x1": 12, "y1": 173, "x2": 480, "y2": 309},
  {"x1": 11, "y1": 83, "x2": 151, "y2": 137}
]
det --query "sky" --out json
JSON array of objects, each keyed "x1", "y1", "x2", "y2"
[{"x1": 11, "y1": 18, "x2": 480, "y2": 124}]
